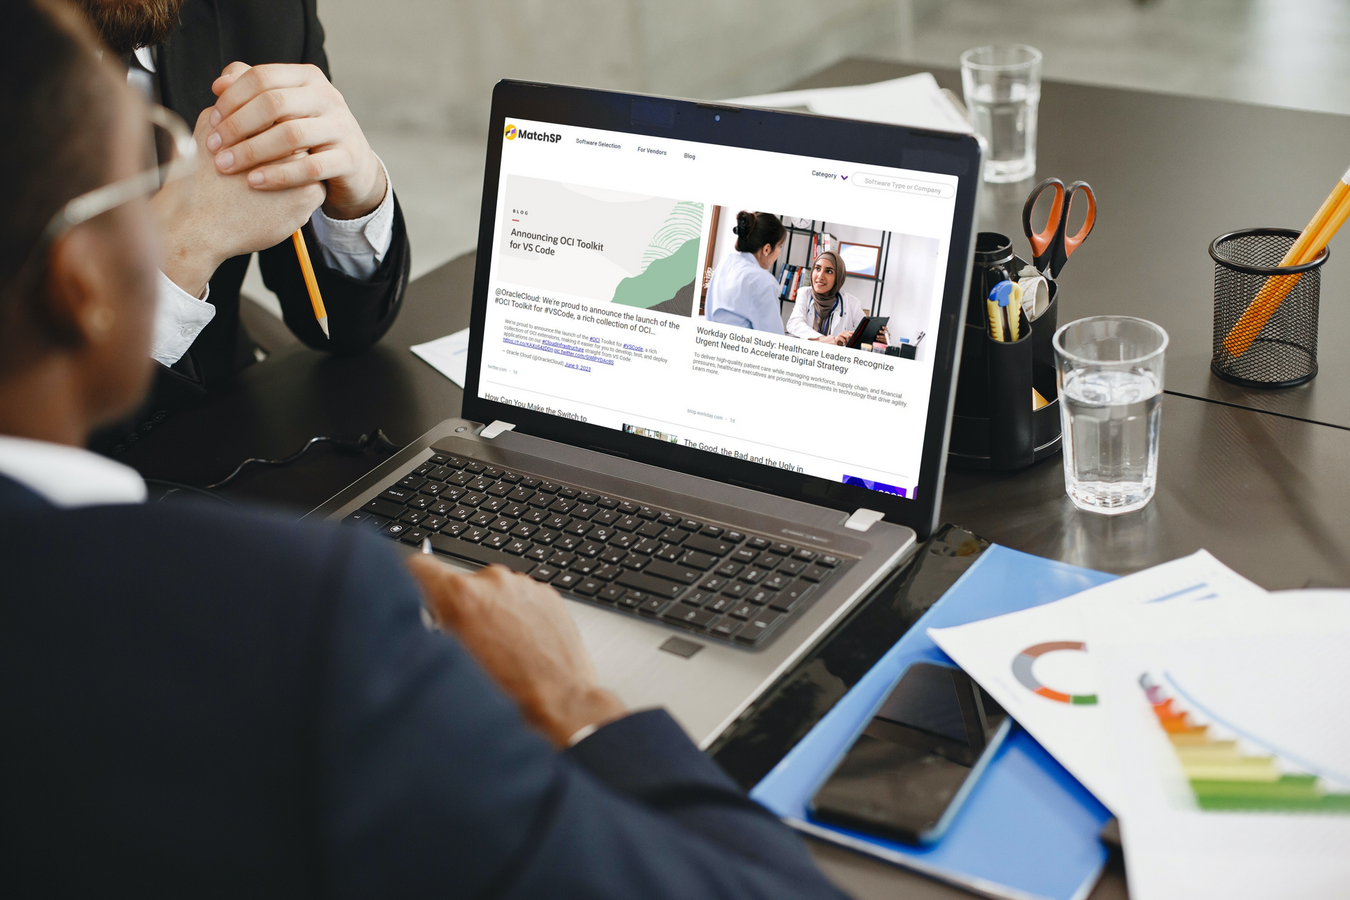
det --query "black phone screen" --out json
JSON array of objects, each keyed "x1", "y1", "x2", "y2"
[{"x1": 809, "y1": 662, "x2": 1009, "y2": 845}]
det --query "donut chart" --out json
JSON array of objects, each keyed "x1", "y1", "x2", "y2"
[{"x1": 1012, "y1": 641, "x2": 1098, "y2": 705}]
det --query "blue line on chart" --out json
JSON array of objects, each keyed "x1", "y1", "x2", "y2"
[
  {"x1": 1145, "y1": 583, "x2": 1209, "y2": 604},
  {"x1": 1164, "y1": 671, "x2": 1350, "y2": 787}
]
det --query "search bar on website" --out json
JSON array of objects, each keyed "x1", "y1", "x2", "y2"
[{"x1": 851, "y1": 173, "x2": 954, "y2": 199}]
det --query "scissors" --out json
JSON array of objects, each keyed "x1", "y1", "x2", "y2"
[{"x1": 1022, "y1": 178, "x2": 1097, "y2": 280}]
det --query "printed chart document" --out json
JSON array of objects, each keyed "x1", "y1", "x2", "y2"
[
  {"x1": 411, "y1": 328, "x2": 471, "y2": 387},
  {"x1": 928, "y1": 551, "x2": 1265, "y2": 815},
  {"x1": 730, "y1": 72, "x2": 973, "y2": 134},
  {"x1": 1085, "y1": 591, "x2": 1350, "y2": 900}
]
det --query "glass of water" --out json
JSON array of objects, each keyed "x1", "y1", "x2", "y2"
[
  {"x1": 960, "y1": 44, "x2": 1042, "y2": 183},
  {"x1": 1054, "y1": 317, "x2": 1169, "y2": 515}
]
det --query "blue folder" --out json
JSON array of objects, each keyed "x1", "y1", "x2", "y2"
[{"x1": 750, "y1": 545, "x2": 1118, "y2": 900}]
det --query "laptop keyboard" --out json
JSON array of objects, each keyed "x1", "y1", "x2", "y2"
[{"x1": 343, "y1": 451, "x2": 851, "y2": 648}]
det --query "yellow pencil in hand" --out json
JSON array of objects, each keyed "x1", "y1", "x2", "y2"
[{"x1": 292, "y1": 229, "x2": 329, "y2": 339}]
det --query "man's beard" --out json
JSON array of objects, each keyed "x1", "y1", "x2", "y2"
[{"x1": 71, "y1": 0, "x2": 186, "y2": 55}]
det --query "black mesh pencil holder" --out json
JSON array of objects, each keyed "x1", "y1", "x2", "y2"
[{"x1": 1210, "y1": 228, "x2": 1327, "y2": 389}]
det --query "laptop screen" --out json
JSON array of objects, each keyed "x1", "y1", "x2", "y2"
[{"x1": 475, "y1": 115, "x2": 961, "y2": 504}]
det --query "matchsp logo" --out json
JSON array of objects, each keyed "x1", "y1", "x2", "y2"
[{"x1": 504, "y1": 123, "x2": 562, "y2": 145}]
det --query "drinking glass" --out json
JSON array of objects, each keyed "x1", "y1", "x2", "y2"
[
  {"x1": 1054, "y1": 317, "x2": 1169, "y2": 515},
  {"x1": 960, "y1": 44, "x2": 1042, "y2": 183}
]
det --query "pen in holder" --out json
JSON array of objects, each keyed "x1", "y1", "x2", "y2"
[
  {"x1": 950, "y1": 232, "x2": 1062, "y2": 470},
  {"x1": 1210, "y1": 227, "x2": 1326, "y2": 388}
]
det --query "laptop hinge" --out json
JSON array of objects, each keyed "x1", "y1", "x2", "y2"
[
  {"x1": 844, "y1": 508, "x2": 886, "y2": 532},
  {"x1": 480, "y1": 420, "x2": 516, "y2": 440}
]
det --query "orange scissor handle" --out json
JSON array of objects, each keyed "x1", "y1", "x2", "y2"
[
  {"x1": 1022, "y1": 178, "x2": 1066, "y2": 273},
  {"x1": 1055, "y1": 181, "x2": 1098, "y2": 278}
]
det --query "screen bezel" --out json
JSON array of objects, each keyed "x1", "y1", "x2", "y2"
[{"x1": 463, "y1": 80, "x2": 981, "y2": 539}]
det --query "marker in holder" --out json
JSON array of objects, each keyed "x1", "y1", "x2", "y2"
[
  {"x1": 950, "y1": 232, "x2": 1062, "y2": 470},
  {"x1": 1210, "y1": 227, "x2": 1326, "y2": 389}
]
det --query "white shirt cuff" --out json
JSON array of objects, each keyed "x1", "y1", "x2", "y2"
[
  {"x1": 308, "y1": 157, "x2": 395, "y2": 280},
  {"x1": 150, "y1": 270, "x2": 216, "y2": 368}
]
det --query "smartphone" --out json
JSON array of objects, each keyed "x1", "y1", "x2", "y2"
[{"x1": 809, "y1": 661, "x2": 1011, "y2": 845}]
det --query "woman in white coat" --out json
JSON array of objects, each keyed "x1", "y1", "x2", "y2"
[{"x1": 786, "y1": 251, "x2": 880, "y2": 346}]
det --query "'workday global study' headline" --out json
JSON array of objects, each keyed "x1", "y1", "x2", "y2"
[{"x1": 694, "y1": 325, "x2": 895, "y2": 376}]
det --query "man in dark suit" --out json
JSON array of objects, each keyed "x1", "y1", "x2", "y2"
[
  {"x1": 0, "y1": 3, "x2": 847, "y2": 896},
  {"x1": 71, "y1": 0, "x2": 411, "y2": 453}
]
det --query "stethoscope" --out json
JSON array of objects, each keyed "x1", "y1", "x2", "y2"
[{"x1": 816, "y1": 294, "x2": 841, "y2": 335}]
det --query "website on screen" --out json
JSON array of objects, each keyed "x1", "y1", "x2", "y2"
[{"x1": 478, "y1": 116, "x2": 960, "y2": 501}]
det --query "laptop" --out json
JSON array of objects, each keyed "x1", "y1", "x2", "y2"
[{"x1": 311, "y1": 80, "x2": 982, "y2": 747}]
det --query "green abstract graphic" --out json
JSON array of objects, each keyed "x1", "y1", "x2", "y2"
[{"x1": 610, "y1": 201, "x2": 703, "y2": 314}]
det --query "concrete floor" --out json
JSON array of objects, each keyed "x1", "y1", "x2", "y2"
[{"x1": 245, "y1": 0, "x2": 1350, "y2": 316}]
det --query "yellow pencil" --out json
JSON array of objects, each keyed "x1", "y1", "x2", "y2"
[
  {"x1": 1223, "y1": 167, "x2": 1350, "y2": 358},
  {"x1": 292, "y1": 229, "x2": 329, "y2": 339}
]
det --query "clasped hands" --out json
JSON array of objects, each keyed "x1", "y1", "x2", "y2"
[{"x1": 155, "y1": 62, "x2": 386, "y2": 298}]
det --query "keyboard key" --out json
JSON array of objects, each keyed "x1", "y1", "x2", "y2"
[
  {"x1": 534, "y1": 529, "x2": 560, "y2": 545},
  {"x1": 637, "y1": 521, "x2": 665, "y2": 539},
  {"x1": 756, "y1": 553, "x2": 781, "y2": 571},
  {"x1": 660, "y1": 528, "x2": 687, "y2": 545},
  {"x1": 519, "y1": 476, "x2": 541, "y2": 488},
  {"x1": 571, "y1": 558, "x2": 599, "y2": 576},
  {"x1": 739, "y1": 568, "x2": 765, "y2": 584},
  {"x1": 658, "y1": 512, "x2": 682, "y2": 527},
  {"x1": 521, "y1": 508, "x2": 549, "y2": 525},
  {"x1": 632, "y1": 537, "x2": 662, "y2": 555},
  {"x1": 747, "y1": 536, "x2": 770, "y2": 550},
  {"x1": 406, "y1": 496, "x2": 433, "y2": 511},
  {"x1": 565, "y1": 520, "x2": 593, "y2": 537},
  {"x1": 577, "y1": 541, "x2": 605, "y2": 558},
  {"x1": 770, "y1": 542, "x2": 794, "y2": 556},
  {"x1": 638, "y1": 597, "x2": 669, "y2": 616},
  {"x1": 419, "y1": 483, "x2": 447, "y2": 497},
  {"x1": 510, "y1": 523, "x2": 538, "y2": 539},
  {"x1": 722, "y1": 582, "x2": 750, "y2": 599},
  {"x1": 819, "y1": 554, "x2": 842, "y2": 568},
  {"x1": 447, "y1": 472, "x2": 473, "y2": 487},
  {"x1": 599, "y1": 548, "x2": 627, "y2": 565},
  {"x1": 618, "y1": 501, "x2": 639, "y2": 515},
  {"x1": 725, "y1": 531, "x2": 746, "y2": 544},
  {"x1": 398, "y1": 528, "x2": 428, "y2": 545},
  {"x1": 525, "y1": 546, "x2": 553, "y2": 563},
  {"x1": 480, "y1": 497, "x2": 507, "y2": 513},
  {"x1": 528, "y1": 492, "x2": 553, "y2": 508},
  {"x1": 441, "y1": 522, "x2": 469, "y2": 537},
  {"x1": 644, "y1": 560, "x2": 704, "y2": 584},
  {"x1": 701, "y1": 525, "x2": 724, "y2": 537},
  {"x1": 711, "y1": 619, "x2": 742, "y2": 639},
  {"x1": 620, "y1": 555, "x2": 648, "y2": 570},
  {"x1": 597, "y1": 585, "x2": 625, "y2": 603},
  {"x1": 800, "y1": 565, "x2": 829, "y2": 583},
  {"x1": 735, "y1": 610, "x2": 784, "y2": 644},
  {"x1": 382, "y1": 522, "x2": 412, "y2": 539},
  {"x1": 545, "y1": 514, "x2": 571, "y2": 531},
  {"x1": 679, "y1": 518, "x2": 702, "y2": 531},
  {"x1": 482, "y1": 533, "x2": 511, "y2": 550},
  {"x1": 486, "y1": 482, "x2": 512, "y2": 497},
  {"x1": 681, "y1": 590, "x2": 714, "y2": 607},
  {"x1": 700, "y1": 575, "x2": 728, "y2": 592},
  {"x1": 662, "y1": 605, "x2": 717, "y2": 629},
  {"x1": 594, "y1": 564, "x2": 624, "y2": 582},
  {"x1": 748, "y1": 588, "x2": 774, "y2": 605},
  {"x1": 572, "y1": 504, "x2": 598, "y2": 521},
  {"x1": 616, "y1": 515, "x2": 642, "y2": 532},
  {"x1": 705, "y1": 594, "x2": 737, "y2": 613},
  {"x1": 429, "y1": 452, "x2": 453, "y2": 465},
  {"x1": 716, "y1": 561, "x2": 743, "y2": 578},
  {"x1": 490, "y1": 517, "x2": 515, "y2": 532},
  {"x1": 555, "y1": 535, "x2": 582, "y2": 552},
  {"x1": 573, "y1": 578, "x2": 602, "y2": 597},
  {"x1": 508, "y1": 487, "x2": 535, "y2": 503},
  {"x1": 413, "y1": 463, "x2": 435, "y2": 477},
  {"x1": 344, "y1": 510, "x2": 390, "y2": 531},
  {"x1": 537, "y1": 482, "x2": 560, "y2": 494},
  {"x1": 504, "y1": 539, "x2": 531, "y2": 556},
  {"x1": 360, "y1": 497, "x2": 405, "y2": 519},
  {"x1": 779, "y1": 559, "x2": 806, "y2": 576},
  {"x1": 764, "y1": 573, "x2": 792, "y2": 591},
  {"x1": 769, "y1": 582, "x2": 815, "y2": 612},
  {"x1": 381, "y1": 486, "x2": 415, "y2": 504},
  {"x1": 399, "y1": 509, "x2": 427, "y2": 525},
  {"x1": 616, "y1": 571, "x2": 686, "y2": 599},
  {"x1": 588, "y1": 526, "x2": 615, "y2": 543},
  {"x1": 578, "y1": 491, "x2": 599, "y2": 504},
  {"x1": 549, "y1": 498, "x2": 576, "y2": 514},
  {"x1": 445, "y1": 506, "x2": 473, "y2": 521},
  {"x1": 469, "y1": 511, "x2": 493, "y2": 527},
  {"x1": 557, "y1": 487, "x2": 579, "y2": 500},
  {"x1": 732, "y1": 548, "x2": 759, "y2": 564},
  {"x1": 461, "y1": 527, "x2": 488, "y2": 543},
  {"x1": 683, "y1": 534, "x2": 732, "y2": 557},
  {"x1": 500, "y1": 472, "x2": 522, "y2": 484},
  {"x1": 609, "y1": 533, "x2": 637, "y2": 550},
  {"x1": 460, "y1": 492, "x2": 486, "y2": 507},
  {"x1": 596, "y1": 496, "x2": 619, "y2": 509},
  {"x1": 636, "y1": 506, "x2": 660, "y2": 520},
  {"x1": 483, "y1": 466, "x2": 503, "y2": 479},
  {"x1": 552, "y1": 571, "x2": 582, "y2": 590},
  {"x1": 398, "y1": 475, "x2": 425, "y2": 491},
  {"x1": 794, "y1": 548, "x2": 819, "y2": 562},
  {"x1": 654, "y1": 545, "x2": 683, "y2": 562},
  {"x1": 679, "y1": 550, "x2": 718, "y2": 571},
  {"x1": 593, "y1": 509, "x2": 620, "y2": 526},
  {"x1": 728, "y1": 602, "x2": 755, "y2": 620},
  {"x1": 468, "y1": 477, "x2": 494, "y2": 492},
  {"x1": 426, "y1": 533, "x2": 533, "y2": 573},
  {"x1": 420, "y1": 515, "x2": 447, "y2": 532},
  {"x1": 618, "y1": 591, "x2": 646, "y2": 610}
]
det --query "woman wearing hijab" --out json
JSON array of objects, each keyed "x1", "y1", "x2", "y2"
[{"x1": 786, "y1": 251, "x2": 876, "y2": 346}]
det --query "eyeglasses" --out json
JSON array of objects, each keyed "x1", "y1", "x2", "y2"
[
  {"x1": 4, "y1": 104, "x2": 196, "y2": 299},
  {"x1": 42, "y1": 104, "x2": 196, "y2": 242}
]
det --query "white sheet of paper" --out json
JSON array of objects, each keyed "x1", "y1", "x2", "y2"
[
  {"x1": 928, "y1": 550, "x2": 1266, "y2": 815},
  {"x1": 1085, "y1": 591, "x2": 1350, "y2": 900},
  {"x1": 411, "y1": 328, "x2": 471, "y2": 388},
  {"x1": 730, "y1": 72, "x2": 972, "y2": 134}
]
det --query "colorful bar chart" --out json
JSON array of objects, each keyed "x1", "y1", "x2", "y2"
[
  {"x1": 1012, "y1": 641, "x2": 1098, "y2": 705},
  {"x1": 1139, "y1": 674, "x2": 1350, "y2": 814}
]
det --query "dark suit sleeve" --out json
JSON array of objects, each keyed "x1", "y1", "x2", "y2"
[
  {"x1": 317, "y1": 534, "x2": 846, "y2": 900},
  {"x1": 254, "y1": 0, "x2": 411, "y2": 355}
]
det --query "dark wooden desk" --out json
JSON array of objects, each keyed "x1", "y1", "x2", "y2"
[{"x1": 120, "y1": 61, "x2": 1350, "y2": 900}]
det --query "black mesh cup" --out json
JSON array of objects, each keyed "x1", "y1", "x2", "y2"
[{"x1": 1210, "y1": 228, "x2": 1327, "y2": 388}]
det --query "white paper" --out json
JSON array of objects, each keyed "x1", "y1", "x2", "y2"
[
  {"x1": 411, "y1": 328, "x2": 471, "y2": 388},
  {"x1": 730, "y1": 72, "x2": 972, "y2": 135},
  {"x1": 1085, "y1": 590, "x2": 1350, "y2": 900},
  {"x1": 928, "y1": 551, "x2": 1266, "y2": 814}
]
